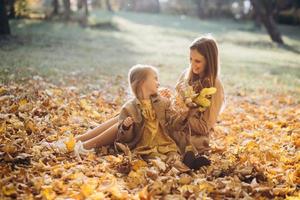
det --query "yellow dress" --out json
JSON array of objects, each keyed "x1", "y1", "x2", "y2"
[{"x1": 134, "y1": 99, "x2": 179, "y2": 159}]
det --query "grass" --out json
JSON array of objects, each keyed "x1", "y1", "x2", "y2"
[{"x1": 0, "y1": 10, "x2": 300, "y2": 97}]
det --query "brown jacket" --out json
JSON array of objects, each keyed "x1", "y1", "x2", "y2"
[
  {"x1": 170, "y1": 68, "x2": 226, "y2": 154},
  {"x1": 115, "y1": 94, "x2": 188, "y2": 150},
  {"x1": 175, "y1": 68, "x2": 226, "y2": 136}
]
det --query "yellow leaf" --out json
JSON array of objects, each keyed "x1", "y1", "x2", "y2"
[
  {"x1": 198, "y1": 182, "x2": 215, "y2": 193},
  {"x1": 0, "y1": 121, "x2": 6, "y2": 134},
  {"x1": 25, "y1": 120, "x2": 36, "y2": 133},
  {"x1": 179, "y1": 184, "x2": 197, "y2": 194},
  {"x1": 41, "y1": 186, "x2": 56, "y2": 200},
  {"x1": 194, "y1": 96, "x2": 211, "y2": 107},
  {"x1": 80, "y1": 99, "x2": 92, "y2": 111},
  {"x1": 243, "y1": 140, "x2": 258, "y2": 151},
  {"x1": 80, "y1": 184, "x2": 93, "y2": 197},
  {"x1": 294, "y1": 138, "x2": 300, "y2": 148},
  {"x1": 65, "y1": 134, "x2": 76, "y2": 152},
  {"x1": 19, "y1": 98, "x2": 28, "y2": 106},
  {"x1": 91, "y1": 110, "x2": 102, "y2": 119},
  {"x1": 2, "y1": 184, "x2": 16, "y2": 197},
  {"x1": 285, "y1": 196, "x2": 300, "y2": 200},
  {"x1": 265, "y1": 121, "x2": 275, "y2": 129},
  {"x1": 138, "y1": 186, "x2": 150, "y2": 200},
  {"x1": 89, "y1": 192, "x2": 106, "y2": 200},
  {"x1": 52, "y1": 180, "x2": 67, "y2": 194},
  {"x1": 198, "y1": 107, "x2": 206, "y2": 112},
  {"x1": 132, "y1": 160, "x2": 147, "y2": 171},
  {"x1": 108, "y1": 185, "x2": 127, "y2": 199},
  {"x1": 200, "y1": 87, "x2": 217, "y2": 97},
  {"x1": 1, "y1": 143, "x2": 17, "y2": 154},
  {"x1": 0, "y1": 87, "x2": 8, "y2": 95}
]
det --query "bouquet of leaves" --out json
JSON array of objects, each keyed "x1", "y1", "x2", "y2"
[
  {"x1": 158, "y1": 84, "x2": 217, "y2": 113},
  {"x1": 181, "y1": 81, "x2": 217, "y2": 112}
]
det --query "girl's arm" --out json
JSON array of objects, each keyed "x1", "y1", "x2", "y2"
[
  {"x1": 188, "y1": 78, "x2": 225, "y2": 135},
  {"x1": 116, "y1": 106, "x2": 135, "y2": 143},
  {"x1": 165, "y1": 99, "x2": 190, "y2": 132},
  {"x1": 175, "y1": 71, "x2": 189, "y2": 102}
]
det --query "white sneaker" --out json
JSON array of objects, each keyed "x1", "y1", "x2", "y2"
[
  {"x1": 74, "y1": 141, "x2": 95, "y2": 159},
  {"x1": 41, "y1": 138, "x2": 68, "y2": 153}
]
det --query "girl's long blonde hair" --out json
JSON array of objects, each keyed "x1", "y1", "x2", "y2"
[
  {"x1": 128, "y1": 64, "x2": 158, "y2": 99},
  {"x1": 187, "y1": 35, "x2": 219, "y2": 87}
]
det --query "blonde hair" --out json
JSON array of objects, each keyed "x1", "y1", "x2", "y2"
[
  {"x1": 128, "y1": 64, "x2": 158, "y2": 99},
  {"x1": 188, "y1": 35, "x2": 219, "y2": 87}
]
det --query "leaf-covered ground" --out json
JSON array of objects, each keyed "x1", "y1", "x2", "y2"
[{"x1": 0, "y1": 78, "x2": 299, "y2": 199}]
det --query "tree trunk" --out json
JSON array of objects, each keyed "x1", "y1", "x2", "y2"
[
  {"x1": 106, "y1": 0, "x2": 113, "y2": 12},
  {"x1": 63, "y1": 0, "x2": 71, "y2": 20},
  {"x1": 0, "y1": 0, "x2": 11, "y2": 35},
  {"x1": 250, "y1": 0, "x2": 284, "y2": 44},
  {"x1": 8, "y1": 0, "x2": 15, "y2": 18},
  {"x1": 52, "y1": 0, "x2": 59, "y2": 15},
  {"x1": 195, "y1": 0, "x2": 207, "y2": 18},
  {"x1": 253, "y1": 11, "x2": 262, "y2": 28},
  {"x1": 154, "y1": 0, "x2": 160, "y2": 13},
  {"x1": 82, "y1": 0, "x2": 88, "y2": 16}
]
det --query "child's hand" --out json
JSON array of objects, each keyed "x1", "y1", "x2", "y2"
[
  {"x1": 123, "y1": 117, "x2": 133, "y2": 129},
  {"x1": 158, "y1": 88, "x2": 172, "y2": 99},
  {"x1": 186, "y1": 102, "x2": 198, "y2": 108}
]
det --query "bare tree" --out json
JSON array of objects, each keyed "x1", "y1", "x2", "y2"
[
  {"x1": 52, "y1": 0, "x2": 59, "y2": 16},
  {"x1": 78, "y1": 0, "x2": 89, "y2": 16},
  {"x1": 0, "y1": 0, "x2": 10, "y2": 36},
  {"x1": 250, "y1": 0, "x2": 284, "y2": 44},
  {"x1": 83, "y1": 0, "x2": 88, "y2": 16},
  {"x1": 7, "y1": 0, "x2": 15, "y2": 18},
  {"x1": 106, "y1": 0, "x2": 113, "y2": 12},
  {"x1": 63, "y1": 0, "x2": 71, "y2": 20},
  {"x1": 194, "y1": 0, "x2": 207, "y2": 18}
]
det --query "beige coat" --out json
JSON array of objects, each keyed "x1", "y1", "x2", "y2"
[
  {"x1": 115, "y1": 94, "x2": 188, "y2": 151},
  {"x1": 173, "y1": 68, "x2": 226, "y2": 154}
]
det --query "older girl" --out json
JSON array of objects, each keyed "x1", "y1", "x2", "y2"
[{"x1": 172, "y1": 35, "x2": 226, "y2": 165}]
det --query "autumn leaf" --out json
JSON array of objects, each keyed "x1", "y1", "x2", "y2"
[
  {"x1": 41, "y1": 186, "x2": 56, "y2": 200},
  {"x1": 64, "y1": 134, "x2": 76, "y2": 152},
  {"x1": 0, "y1": 121, "x2": 6, "y2": 134},
  {"x1": 132, "y1": 159, "x2": 148, "y2": 171},
  {"x1": 2, "y1": 184, "x2": 17, "y2": 197},
  {"x1": 193, "y1": 87, "x2": 217, "y2": 111},
  {"x1": 200, "y1": 87, "x2": 217, "y2": 97},
  {"x1": 80, "y1": 184, "x2": 94, "y2": 197}
]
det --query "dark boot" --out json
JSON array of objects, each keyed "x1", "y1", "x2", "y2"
[
  {"x1": 192, "y1": 155, "x2": 211, "y2": 170},
  {"x1": 182, "y1": 151, "x2": 196, "y2": 169}
]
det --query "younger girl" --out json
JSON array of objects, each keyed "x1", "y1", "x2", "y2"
[{"x1": 114, "y1": 64, "x2": 205, "y2": 171}]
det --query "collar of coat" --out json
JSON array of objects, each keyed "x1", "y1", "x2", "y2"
[
  {"x1": 131, "y1": 94, "x2": 164, "y2": 123},
  {"x1": 133, "y1": 93, "x2": 160, "y2": 106}
]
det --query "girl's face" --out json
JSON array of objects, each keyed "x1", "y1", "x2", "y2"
[
  {"x1": 142, "y1": 70, "x2": 160, "y2": 96},
  {"x1": 190, "y1": 49, "x2": 206, "y2": 75}
]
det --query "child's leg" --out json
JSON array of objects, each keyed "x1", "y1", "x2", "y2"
[
  {"x1": 169, "y1": 130, "x2": 188, "y2": 155},
  {"x1": 190, "y1": 135, "x2": 210, "y2": 155},
  {"x1": 76, "y1": 116, "x2": 118, "y2": 142},
  {"x1": 82, "y1": 122, "x2": 118, "y2": 149}
]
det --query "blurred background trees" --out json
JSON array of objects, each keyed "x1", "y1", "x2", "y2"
[
  {"x1": 1, "y1": 0, "x2": 300, "y2": 43},
  {"x1": 0, "y1": 0, "x2": 11, "y2": 35}
]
